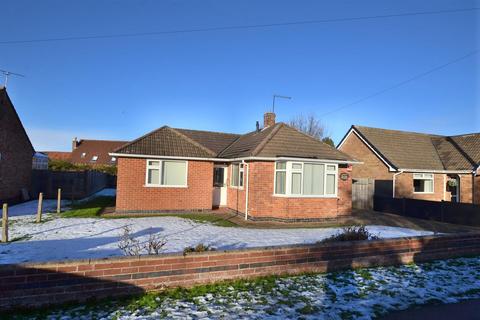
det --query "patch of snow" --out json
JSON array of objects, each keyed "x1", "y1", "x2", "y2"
[
  {"x1": 0, "y1": 215, "x2": 433, "y2": 264},
  {"x1": 77, "y1": 188, "x2": 116, "y2": 203}
]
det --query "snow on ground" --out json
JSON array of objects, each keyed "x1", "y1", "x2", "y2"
[
  {"x1": 0, "y1": 214, "x2": 433, "y2": 264},
  {"x1": 33, "y1": 256, "x2": 480, "y2": 319}
]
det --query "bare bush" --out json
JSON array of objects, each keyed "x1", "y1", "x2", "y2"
[
  {"x1": 118, "y1": 226, "x2": 167, "y2": 256},
  {"x1": 320, "y1": 226, "x2": 379, "y2": 243},
  {"x1": 146, "y1": 232, "x2": 167, "y2": 255},
  {"x1": 183, "y1": 243, "x2": 216, "y2": 255}
]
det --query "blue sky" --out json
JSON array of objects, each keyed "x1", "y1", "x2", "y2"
[{"x1": 1, "y1": 0, "x2": 479, "y2": 151}]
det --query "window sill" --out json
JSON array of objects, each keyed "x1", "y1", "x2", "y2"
[
  {"x1": 413, "y1": 191, "x2": 434, "y2": 194},
  {"x1": 144, "y1": 185, "x2": 188, "y2": 188},
  {"x1": 272, "y1": 194, "x2": 338, "y2": 199},
  {"x1": 230, "y1": 186, "x2": 244, "y2": 190}
]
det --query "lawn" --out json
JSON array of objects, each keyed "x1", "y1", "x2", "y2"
[
  {"x1": 9, "y1": 256, "x2": 480, "y2": 320},
  {"x1": 61, "y1": 196, "x2": 237, "y2": 227},
  {"x1": 60, "y1": 196, "x2": 116, "y2": 218}
]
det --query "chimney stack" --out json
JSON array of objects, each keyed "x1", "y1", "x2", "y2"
[
  {"x1": 72, "y1": 137, "x2": 78, "y2": 151},
  {"x1": 264, "y1": 112, "x2": 276, "y2": 128},
  {"x1": 256, "y1": 121, "x2": 260, "y2": 132}
]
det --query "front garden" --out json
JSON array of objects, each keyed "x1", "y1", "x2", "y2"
[{"x1": 0, "y1": 190, "x2": 436, "y2": 264}]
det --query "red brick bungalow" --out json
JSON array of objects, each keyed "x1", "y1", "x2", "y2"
[
  {"x1": 338, "y1": 125, "x2": 480, "y2": 204},
  {"x1": 111, "y1": 113, "x2": 359, "y2": 221}
]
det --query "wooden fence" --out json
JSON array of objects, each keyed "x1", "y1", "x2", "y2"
[
  {"x1": 31, "y1": 170, "x2": 116, "y2": 200},
  {"x1": 374, "y1": 196, "x2": 480, "y2": 226},
  {"x1": 352, "y1": 178, "x2": 374, "y2": 210}
]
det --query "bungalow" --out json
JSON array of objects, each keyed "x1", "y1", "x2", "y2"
[
  {"x1": 111, "y1": 113, "x2": 359, "y2": 221},
  {"x1": 338, "y1": 125, "x2": 480, "y2": 204}
]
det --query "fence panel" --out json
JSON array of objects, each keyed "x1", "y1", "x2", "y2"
[
  {"x1": 31, "y1": 170, "x2": 116, "y2": 200},
  {"x1": 374, "y1": 196, "x2": 480, "y2": 226}
]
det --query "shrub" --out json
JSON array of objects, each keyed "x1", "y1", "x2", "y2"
[
  {"x1": 47, "y1": 159, "x2": 117, "y2": 175},
  {"x1": 320, "y1": 226, "x2": 379, "y2": 243},
  {"x1": 183, "y1": 244, "x2": 216, "y2": 255},
  {"x1": 118, "y1": 226, "x2": 167, "y2": 256}
]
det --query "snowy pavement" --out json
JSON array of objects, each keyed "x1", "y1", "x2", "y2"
[
  {"x1": 31, "y1": 256, "x2": 480, "y2": 319},
  {"x1": 1, "y1": 214, "x2": 433, "y2": 264}
]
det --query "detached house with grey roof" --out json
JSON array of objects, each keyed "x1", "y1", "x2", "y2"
[
  {"x1": 338, "y1": 125, "x2": 480, "y2": 204},
  {"x1": 111, "y1": 112, "x2": 359, "y2": 221}
]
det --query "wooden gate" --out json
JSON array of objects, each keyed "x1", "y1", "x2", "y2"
[{"x1": 352, "y1": 178, "x2": 374, "y2": 210}]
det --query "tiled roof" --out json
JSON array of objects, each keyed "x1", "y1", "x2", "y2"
[
  {"x1": 351, "y1": 125, "x2": 479, "y2": 171},
  {"x1": 71, "y1": 139, "x2": 128, "y2": 165},
  {"x1": 115, "y1": 123, "x2": 355, "y2": 162},
  {"x1": 43, "y1": 151, "x2": 72, "y2": 161}
]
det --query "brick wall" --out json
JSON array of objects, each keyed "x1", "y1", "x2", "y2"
[
  {"x1": 395, "y1": 173, "x2": 445, "y2": 201},
  {"x1": 475, "y1": 175, "x2": 480, "y2": 205},
  {"x1": 457, "y1": 174, "x2": 473, "y2": 204},
  {"x1": 227, "y1": 161, "x2": 352, "y2": 220},
  {"x1": 338, "y1": 131, "x2": 393, "y2": 180},
  {"x1": 0, "y1": 90, "x2": 33, "y2": 204},
  {"x1": 116, "y1": 158, "x2": 213, "y2": 212},
  {"x1": 1, "y1": 233, "x2": 480, "y2": 310}
]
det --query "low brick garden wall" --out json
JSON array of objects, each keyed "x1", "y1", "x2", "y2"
[{"x1": 2, "y1": 233, "x2": 480, "y2": 310}]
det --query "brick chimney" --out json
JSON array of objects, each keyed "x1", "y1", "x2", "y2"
[
  {"x1": 72, "y1": 137, "x2": 78, "y2": 151},
  {"x1": 264, "y1": 112, "x2": 276, "y2": 128}
]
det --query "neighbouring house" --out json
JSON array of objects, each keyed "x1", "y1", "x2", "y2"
[
  {"x1": 338, "y1": 125, "x2": 480, "y2": 204},
  {"x1": 43, "y1": 151, "x2": 72, "y2": 162},
  {"x1": 32, "y1": 152, "x2": 49, "y2": 170},
  {"x1": 111, "y1": 112, "x2": 359, "y2": 221},
  {"x1": 0, "y1": 86, "x2": 35, "y2": 203},
  {"x1": 70, "y1": 138, "x2": 128, "y2": 167}
]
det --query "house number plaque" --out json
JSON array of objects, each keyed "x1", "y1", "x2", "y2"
[{"x1": 340, "y1": 173, "x2": 349, "y2": 181}]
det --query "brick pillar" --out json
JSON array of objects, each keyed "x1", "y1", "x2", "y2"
[{"x1": 264, "y1": 112, "x2": 276, "y2": 127}]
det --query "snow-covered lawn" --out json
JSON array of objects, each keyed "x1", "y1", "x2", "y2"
[
  {"x1": 1, "y1": 213, "x2": 434, "y2": 264},
  {"x1": 26, "y1": 256, "x2": 480, "y2": 319}
]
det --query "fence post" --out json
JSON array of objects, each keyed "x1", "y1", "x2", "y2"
[
  {"x1": 2, "y1": 204, "x2": 7, "y2": 243},
  {"x1": 57, "y1": 188, "x2": 62, "y2": 214},
  {"x1": 36, "y1": 193, "x2": 43, "y2": 223}
]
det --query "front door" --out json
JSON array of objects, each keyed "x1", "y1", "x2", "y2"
[
  {"x1": 212, "y1": 166, "x2": 227, "y2": 207},
  {"x1": 447, "y1": 175, "x2": 460, "y2": 203}
]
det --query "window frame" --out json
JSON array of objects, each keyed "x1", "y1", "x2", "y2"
[
  {"x1": 273, "y1": 161, "x2": 338, "y2": 198},
  {"x1": 230, "y1": 163, "x2": 244, "y2": 189},
  {"x1": 412, "y1": 173, "x2": 434, "y2": 194},
  {"x1": 145, "y1": 159, "x2": 188, "y2": 188}
]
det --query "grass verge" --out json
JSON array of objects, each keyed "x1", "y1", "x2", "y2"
[{"x1": 61, "y1": 196, "x2": 115, "y2": 218}]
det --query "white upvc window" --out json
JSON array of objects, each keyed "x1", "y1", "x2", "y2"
[
  {"x1": 146, "y1": 159, "x2": 188, "y2": 187},
  {"x1": 231, "y1": 163, "x2": 244, "y2": 188},
  {"x1": 413, "y1": 173, "x2": 434, "y2": 193},
  {"x1": 274, "y1": 161, "x2": 338, "y2": 197}
]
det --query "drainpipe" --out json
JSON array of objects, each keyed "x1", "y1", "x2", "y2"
[
  {"x1": 392, "y1": 171, "x2": 404, "y2": 198},
  {"x1": 243, "y1": 160, "x2": 249, "y2": 220}
]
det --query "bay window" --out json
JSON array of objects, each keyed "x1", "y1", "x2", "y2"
[
  {"x1": 231, "y1": 163, "x2": 244, "y2": 188},
  {"x1": 413, "y1": 173, "x2": 434, "y2": 193},
  {"x1": 274, "y1": 161, "x2": 337, "y2": 197},
  {"x1": 146, "y1": 160, "x2": 187, "y2": 187}
]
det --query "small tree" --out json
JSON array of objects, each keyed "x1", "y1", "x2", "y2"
[
  {"x1": 321, "y1": 137, "x2": 335, "y2": 147},
  {"x1": 289, "y1": 113, "x2": 334, "y2": 145}
]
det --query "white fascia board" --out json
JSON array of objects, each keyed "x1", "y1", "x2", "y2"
[
  {"x1": 337, "y1": 128, "x2": 396, "y2": 171},
  {"x1": 109, "y1": 153, "x2": 362, "y2": 165}
]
